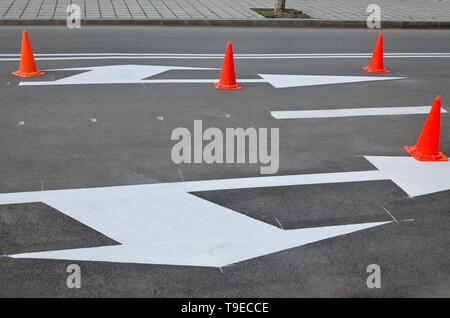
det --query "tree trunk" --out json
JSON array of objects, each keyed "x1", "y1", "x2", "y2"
[{"x1": 275, "y1": 0, "x2": 286, "y2": 12}]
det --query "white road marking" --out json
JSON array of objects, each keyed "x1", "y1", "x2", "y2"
[
  {"x1": 178, "y1": 170, "x2": 386, "y2": 192},
  {"x1": 0, "y1": 156, "x2": 449, "y2": 204},
  {"x1": 6, "y1": 217, "x2": 390, "y2": 267},
  {"x1": 0, "y1": 170, "x2": 386, "y2": 206},
  {"x1": 19, "y1": 65, "x2": 218, "y2": 86},
  {"x1": 257, "y1": 74, "x2": 405, "y2": 89},
  {"x1": 17, "y1": 64, "x2": 405, "y2": 88},
  {"x1": 1, "y1": 155, "x2": 447, "y2": 266},
  {"x1": 271, "y1": 106, "x2": 447, "y2": 119},
  {"x1": 365, "y1": 156, "x2": 450, "y2": 197},
  {"x1": 380, "y1": 205, "x2": 399, "y2": 224},
  {"x1": 2, "y1": 53, "x2": 450, "y2": 56},
  {"x1": 274, "y1": 217, "x2": 284, "y2": 230},
  {"x1": 0, "y1": 155, "x2": 448, "y2": 204},
  {"x1": 19, "y1": 78, "x2": 265, "y2": 85},
  {"x1": 1, "y1": 52, "x2": 450, "y2": 61},
  {"x1": 0, "y1": 189, "x2": 392, "y2": 267}
]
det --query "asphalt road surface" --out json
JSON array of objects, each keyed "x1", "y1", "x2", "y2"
[{"x1": 0, "y1": 26, "x2": 449, "y2": 297}]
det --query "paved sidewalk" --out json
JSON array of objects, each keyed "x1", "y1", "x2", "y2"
[{"x1": 0, "y1": 0, "x2": 449, "y2": 23}]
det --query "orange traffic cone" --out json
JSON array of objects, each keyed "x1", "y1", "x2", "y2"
[
  {"x1": 363, "y1": 33, "x2": 389, "y2": 73},
  {"x1": 12, "y1": 30, "x2": 45, "y2": 78},
  {"x1": 404, "y1": 95, "x2": 448, "y2": 161},
  {"x1": 214, "y1": 41, "x2": 241, "y2": 90}
]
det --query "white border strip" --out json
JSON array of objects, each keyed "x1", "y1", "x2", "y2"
[
  {"x1": 1, "y1": 52, "x2": 450, "y2": 61},
  {"x1": 271, "y1": 106, "x2": 448, "y2": 119},
  {"x1": 1, "y1": 52, "x2": 450, "y2": 57}
]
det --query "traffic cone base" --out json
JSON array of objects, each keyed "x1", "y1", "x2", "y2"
[
  {"x1": 214, "y1": 82, "x2": 241, "y2": 90},
  {"x1": 362, "y1": 66, "x2": 390, "y2": 73},
  {"x1": 404, "y1": 146, "x2": 448, "y2": 161},
  {"x1": 12, "y1": 69, "x2": 45, "y2": 78}
]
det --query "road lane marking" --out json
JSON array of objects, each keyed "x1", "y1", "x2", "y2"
[
  {"x1": 0, "y1": 170, "x2": 387, "y2": 206},
  {"x1": 1, "y1": 52, "x2": 450, "y2": 62},
  {"x1": 1, "y1": 156, "x2": 449, "y2": 202},
  {"x1": 5, "y1": 155, "x2": 449, "y2": 266},
  {"x1": 0, "y1": 172, "x2": 393, "y2": 267},
  {"x1": 271, "y1": 106, "x2": 447, "y2": 119},
  {"x1": 17, "y1": 64, "x2": 405, "y2": 88},
  {"x1": 0, "y1": 53, "x2": 448, "y2": 56}
]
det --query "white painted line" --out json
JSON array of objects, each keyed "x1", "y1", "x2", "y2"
[
  {"x1": 271, "y1": 106, "x2": 447, "y2": 119},
  {"x1": 17, "y1": 65, "x2": 405, "y2": 88},
  {"x1": 274, "y1": 217, "x2": 284, "y2": 230},
  {"x1": 1, "y1": 52, "x2": 450, "y2": 61},
  {"x1": 1, "y1": 52, "x2": 450, "y2": 57},
  {"x1": 1, "y1": 156, "x2": 449, "y2": 203},
  {"x1": 0, "y1": 170, "x2": 388, "y2": 207},
  {"x1": 142, "y1": 79, "x2": 266, "y2": 84},
  {"x1": 2, "y1": 53, "x2": 450, "y2": 57},
  {"x1": 178, "y1": 170, "x2": 386, "y2": 192},
  {"x1": 21, "y1": 77, "x2": 398, "y2": 87},
  {"x1": 4, "y1": 155, "x2": 450, "y2": 204},
  {"x1": 380, "y1": 205, "x2": 399, "y2": 224},
  {"x1": 0, "y1": 52, "x2": 447, "y2": 56}
]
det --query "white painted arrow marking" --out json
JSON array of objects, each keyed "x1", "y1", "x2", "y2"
[
  {"x1": 2, "y1": 188, "x2": 391, "y2": 267},
  {"x1": 258, "y1": 74, "x2": 404, "y2": 88},
  {"x1": 18, "y1": 64, "x2": 405, "y2": 88},
  {"x1": 365, "y1": 156, "x2": 450, "y2": 197},
  {"x1": 2, "y1": 156, "x2": 447, "y2": 267},
  {"x1": 19, "y1": 65, "x2": 218, "y2": 86}
]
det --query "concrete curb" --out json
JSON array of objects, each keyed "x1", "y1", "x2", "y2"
[{"x1": 1, "y1": 18, "x2": 450, "y2": 28}]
